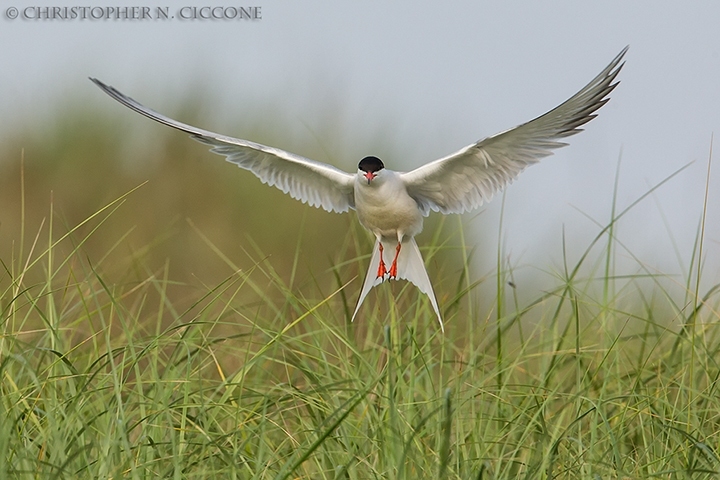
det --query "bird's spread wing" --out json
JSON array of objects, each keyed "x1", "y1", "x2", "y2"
[
  {"x1": 90, "y1": 78, "x2": 356, "y2": 213},
  {"x1": 401, "y1": 46, "x2": 628, "y2": 215}
]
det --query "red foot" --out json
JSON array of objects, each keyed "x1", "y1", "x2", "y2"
[
  {"x1": 377, "y1": 260, "x2": 387, "y2": 278},
  {"x1": 376, "y1": 243, "x2": 387, "y2": 278},
  {"x1": 388, "y1": 242, "x2": 402, "y2": 278}
]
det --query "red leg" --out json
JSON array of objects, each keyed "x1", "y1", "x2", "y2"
[
  {"x1": 389, "y1": 242, "x2": 402, "y2": 278},
  {"x1": 376, "y1": 242, "x2": 387, "y2": 278}
]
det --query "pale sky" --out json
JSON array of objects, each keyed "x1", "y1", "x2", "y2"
[{"x1": 2, "y1": 1, "x2": 719, "y2": 287}]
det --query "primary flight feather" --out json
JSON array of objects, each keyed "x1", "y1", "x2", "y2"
[{"x1": 91, "y1": 46, "x2": 627, "y2": 331}]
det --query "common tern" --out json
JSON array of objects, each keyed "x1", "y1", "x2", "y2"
[{"x1": 90, "y1": 46, "x2": 627, "y2": 331}]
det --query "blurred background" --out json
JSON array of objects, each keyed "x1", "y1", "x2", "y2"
[{"x1": 1, "y1": 1, "x2": 719, "y2": 319}]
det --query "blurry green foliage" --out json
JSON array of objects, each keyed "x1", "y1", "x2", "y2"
[{"x1": 0, "y1": 102, "x2": 464, "y2": 322}]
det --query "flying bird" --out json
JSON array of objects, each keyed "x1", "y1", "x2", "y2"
[{"x1": 90, "y1": 46, "x2": 627, "y2": 331}]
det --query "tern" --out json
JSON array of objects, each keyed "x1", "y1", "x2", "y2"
[{"x1": 90, "y1": 46, "x2": 626, "y2": 331}]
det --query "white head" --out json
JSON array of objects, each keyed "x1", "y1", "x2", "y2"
[{"x1": 358, "y1": 156, "x2": 385, "y2": 185}]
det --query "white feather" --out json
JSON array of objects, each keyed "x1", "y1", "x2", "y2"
[
  {"x1": 401, "y1": 46, "x2": 627, "y2": 215},
  {"x1": 352, "y1": 237, "x2": 443, "y2": 331},
  {"x1": 89, "y1": 78, "x2": 355, "y2": 213},
  {"x1": 91, "y1": 47, "x2": 627, "y2": 331}
]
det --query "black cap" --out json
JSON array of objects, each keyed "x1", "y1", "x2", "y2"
[{"x1": 358, "y1": 156, "x2": 385, "y2": 173}]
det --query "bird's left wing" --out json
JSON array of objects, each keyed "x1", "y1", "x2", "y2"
[
  {"x1": 401, "y1": 46, "x2": 627, "y2": 215},
  {"x1": 90, "y1": 78, "x2": 356, "y2": 213}
]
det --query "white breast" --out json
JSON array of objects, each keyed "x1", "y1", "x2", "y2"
[{"x1": 354, "y1": 170, "x2": 424, "y2": 241}]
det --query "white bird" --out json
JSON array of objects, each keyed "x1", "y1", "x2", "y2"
[{"x1": 90, "y1": 46, "x2": 627, "y2": 331}]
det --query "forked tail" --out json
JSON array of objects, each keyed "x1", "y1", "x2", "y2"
[{"x1": 351, "y1": 237, "x2": 443, "y2": 331}]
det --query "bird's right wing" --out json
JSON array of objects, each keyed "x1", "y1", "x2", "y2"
[{"x1": 90, "y1": 78, "x2": 356, "y2": 213}]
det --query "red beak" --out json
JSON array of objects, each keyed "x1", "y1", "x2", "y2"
[{"x1": 364, "y1": 171, "x2": 376, "y2": 184}]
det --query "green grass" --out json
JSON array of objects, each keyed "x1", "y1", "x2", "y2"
[{"x1": 1, "y1": 149, "x2": 720, "y2": 479}]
